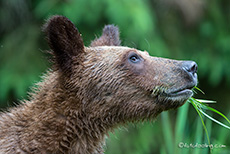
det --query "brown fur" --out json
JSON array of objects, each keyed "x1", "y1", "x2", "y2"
[{"x1": 0, "y1": 15, "x2": 197, "y2": 154}]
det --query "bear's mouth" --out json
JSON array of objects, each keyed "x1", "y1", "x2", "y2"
[
  {"x1": 164, "y1": 85, "x2": 194, "y2": 98},
  {"x1": 151, "y1": 84, "x2": 195, "y2": 101}
]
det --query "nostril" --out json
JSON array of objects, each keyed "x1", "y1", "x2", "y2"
[
  {"x1": 190, "y1": 63, "x2": 198, "y2": 74},
  {"x1": 182, "y1": 61, "x2": 198, "y2": 76}
]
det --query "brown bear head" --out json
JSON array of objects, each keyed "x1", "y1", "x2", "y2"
[{"x1": 43, "y1": 16, "x2": 197, "y2": 123}]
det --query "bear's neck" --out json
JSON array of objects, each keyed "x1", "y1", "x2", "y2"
[{"x1": 18, "y1": 71, "x2": 115, "y2": 154}]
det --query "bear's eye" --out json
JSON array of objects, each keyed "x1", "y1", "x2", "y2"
[{"x1": 129, "y1": 53, "x2": 142, "y2": 63}]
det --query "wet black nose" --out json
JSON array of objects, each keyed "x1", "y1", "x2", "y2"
[{"x1": 182, "y1": 61, "x2": 198, "y2": 78}]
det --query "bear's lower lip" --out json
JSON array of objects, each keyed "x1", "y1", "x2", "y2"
[
  {"x1": 151, "y1": 85, "x2": 194, "y2": 99},
  {"x1": 163, "y1": 83, "x2": 196, "y2": 100},
  {"x1": 166, "y1": 89, "x2": 193, "y2": 98},
  {"x1": 157, "y1": 88, "x2": 193, "y2": 110}
]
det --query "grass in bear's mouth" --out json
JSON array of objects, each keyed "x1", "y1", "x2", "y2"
[{"x1": 188, "y1": 87, "x2": 230, "y2": 147}]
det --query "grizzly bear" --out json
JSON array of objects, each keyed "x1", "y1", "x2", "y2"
[{"x1": 0, "y1": 15, "x2": 197, "y2": 154}]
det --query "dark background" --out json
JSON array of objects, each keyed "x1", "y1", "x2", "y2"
[{"x1": 0, "y1": 0, "x2": 229, "y2": 153}]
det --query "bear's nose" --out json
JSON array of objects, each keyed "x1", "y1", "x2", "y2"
[{"x1": 182, "y1": 61, "x2": 198, "y2": 78}]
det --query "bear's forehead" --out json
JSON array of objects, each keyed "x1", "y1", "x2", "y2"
[
  {"x1": 86, "y1": 46, "x2": 150, "y2": 57},
  {"x1": 92, "y1": 46, "x2": 131, "y2": 50}
]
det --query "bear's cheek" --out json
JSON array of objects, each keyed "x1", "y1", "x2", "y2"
[{"x1": 129, "y1": 62, "x2": 145, "y2": 75}]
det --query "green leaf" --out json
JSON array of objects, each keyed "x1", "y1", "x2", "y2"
[
  {"x1": 195, "y1": 99, "x2": 216, "y2": 104},
  {"x1": 193, "y1": 86, "x2": 205, "y2": 95},
  {"x1": 190, "y1": 100, "x2": 211, "y2": 150},
  {"x1": 192, "y1": 98, "x2": 230, "y2": 124},
  {"x1": 197, "y1": 109, "x2": 230, "y2": 130}
]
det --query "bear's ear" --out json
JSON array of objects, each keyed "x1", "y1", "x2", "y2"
[
  {"x1": 90, "y1": 25, "x2": 121, "y2": 47},
  {"x1": 43, "y1": 15, "x2": 84, "y2": 72}
]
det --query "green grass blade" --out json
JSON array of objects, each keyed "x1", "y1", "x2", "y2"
[
  {"x1": 191, "y1": 101, "x2": 211, "y2": 146},
  {"x1": 192, "y1": 100, "x2": 207, "y2": 110},
  {"x1": 197, "y1": 109, "x2": 230, "y2": 130},
  {"x1": 188, "y1": 87, "x2": 229, "y2": 153},
  {"x1": 175, "y1": 103, "x2": 189, "y2": 140},
  {"x1": 175, "y1": 103, "x2": 190, "y2": 154},
  {"x1": 193, "y1": 98, "x2": 230, "y2": 124},
  {"x1": 195, "y1": 99, "x2": 216, "y2": 103},
  {"x1": 204, "y1": 116, "x2": 213, "y2": 154},
  {"x1": 193, "y1": 86, "x2": 205, "y2": 94},
  {"x1": 201, "y1": 106, "x2": 230, "y2": 124},
  {"x1": 216, "y1": 113, "x2": 230, "y2": 154},
  {"x1": 194, "y1": 117, "x2": 203, "y2": 154},
  {"x1": 161, "y1": 112, "x2": 174, "y2": 154}
]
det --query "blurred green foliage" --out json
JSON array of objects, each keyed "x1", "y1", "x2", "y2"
[{"x1": 0, "y1": 0, "x2": 229, "y2": 153}]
